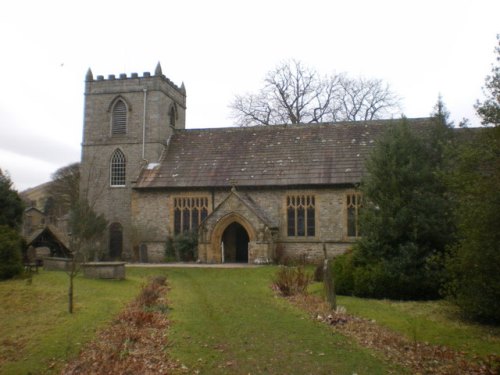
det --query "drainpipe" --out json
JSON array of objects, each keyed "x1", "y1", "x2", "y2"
[{"x1": 142, "y1": 88, "x2": 148, "y2": 162}]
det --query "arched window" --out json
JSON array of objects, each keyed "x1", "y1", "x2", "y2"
[
  {"x1": 112, "y1": 99, "x2": 127, "y2": 135},
  {"x1": 110, "y1": 149, "x2": 126, "y2": 186},
  {"x1": 168, "y1": 104, "x2": 176, "y2": 128},
  {"x1": 109, "y1": 222, "x2": 123, "y2": 259}
]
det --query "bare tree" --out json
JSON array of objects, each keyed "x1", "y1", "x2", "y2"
[
  {"x1": 49, "y1": 159, "x2": 108, "y2": 313},
  {"x1": 230, "y1": 60, "x2": 401, "y2": 126},
  {"x1": 333, "y1": 75, "x2": 401, "y2": 121},
  {"x1": 46, "y1": 163, "x2": 80, "y2": 224}
]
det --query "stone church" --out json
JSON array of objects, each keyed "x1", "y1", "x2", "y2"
[{"x1": 80, "y1": 63, "x2": 430, "y2": 264}]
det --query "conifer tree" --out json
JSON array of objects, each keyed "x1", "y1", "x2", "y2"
[
  {"x1": 351, "y1": 115, "x2": 453, "y2": 299},
  {"x1": 444, "y1": 36, "x2": 500, "y2": 322}
]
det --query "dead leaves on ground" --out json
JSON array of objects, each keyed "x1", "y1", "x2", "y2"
[
  {"x1": 288, "y1": 294, "x2": 500, "y2": 375},
  {"x1": 61, "y1": 276, "x2": 182, "y2": 375}
]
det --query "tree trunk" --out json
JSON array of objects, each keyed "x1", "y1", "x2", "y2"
[{"x1": 68, "y1": 273, "x2": 74, "y2": 314}]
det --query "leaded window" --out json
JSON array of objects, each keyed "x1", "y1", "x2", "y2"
[
  {"x1": 287, "y1": 195, "x2": 315, "y2": 237},
  {"x1": 173, "y1": 197, "x2": 209, "y2": 234},
  {"x1": 110, "y1": 149, "x2": 126, "y2": 186},
  {"x1": 347, "y1": 193, "x2": 363, "y2": 237},
  {"x1": 112, "y1": 99, "x2": 127, "y2": 135}
]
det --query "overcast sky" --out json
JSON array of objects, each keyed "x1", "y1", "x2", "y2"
[{"x1": 0, "y1": 0, "x2": 498, "y2": 191}]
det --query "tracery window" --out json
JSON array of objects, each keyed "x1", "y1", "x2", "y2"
[
  {"x1": 287, "y1": 195, "x2": 315, "y2": 237},
  {"x1": 347, "y1": 192, "x2": 363, "y2": 237},
  {"x1": 110, "y1": 149, "x2": 126, "y2": 186},
  {"x1": 111, "y1": 99, "x2": 127, "y2": 135},
  {"x1": 173, "y1": 197, "x2": 209, "y2": 234}
]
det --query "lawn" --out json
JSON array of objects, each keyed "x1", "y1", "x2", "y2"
[
  {"x1": 1, "y1": 266, "x2": 498, "y2": 374},
  {"x1": 0, "y1": 268, "x2": 166, "y2": 375},
  {"x1": 308, "y1": 283, "x2": 500, "y2": 358},
  {"x1": 166, "y1": 267, "x2": 399, "y2": 374}
]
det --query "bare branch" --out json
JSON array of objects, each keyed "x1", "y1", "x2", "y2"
[{"x1": 230, "y1": 60, "x2": 401, "y2": 126}]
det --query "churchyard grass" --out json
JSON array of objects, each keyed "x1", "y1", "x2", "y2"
[
  {"x1": 166, "y1": 266, "x2": 398, "y2": 374},
  {"x1": 1, "y1": 266, "x2": 498, "y2": 374},
  {"x1": 309, "y1": 282, "x2": 500, "y2": 358},
  {"x1": 0, "y1": 268, "x2": 165, "y2": 374}
]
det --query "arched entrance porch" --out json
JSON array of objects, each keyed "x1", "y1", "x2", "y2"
[
  {"x1": 210, "y1": 213, "x2": 256, "y2": 264},
  {"x1": 222, "y1": 222, "x2": 249, "y2": 263}
]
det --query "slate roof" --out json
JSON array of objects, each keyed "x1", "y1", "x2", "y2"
[
  {"x1": 25, "y1": 225, "x2": 70, "y2": 252},
  {"x1": 136, "y1": 118, "x2": 432, "y2": 189}
]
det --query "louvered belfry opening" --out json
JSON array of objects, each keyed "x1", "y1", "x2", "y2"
[
  {"x1": 110, "y1": 149, "x2": 126, "y2": 186},
  {"x1": 112, "y1": 100, "x2": 127, "y2": 135}
]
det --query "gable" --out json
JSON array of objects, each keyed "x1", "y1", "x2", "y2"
[
  {"x1": 136, "y1": 118, "x2": 433, "y2": 189},
  {"x1": 202, "y1": 189, "x2": 277, "y2": 231}
]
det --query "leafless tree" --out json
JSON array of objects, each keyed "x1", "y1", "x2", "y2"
[
  {"x1": 46, "y1": 162, "x2": 80, "y2": 222},
  {"x1": 50, "y1": 159, "x2": 107, "y2": 313},
  {"x1": 332, "y1": 75, "x2": 401, "y2": 121},
  {"x1": 230, "y1": 60, "x2": 401, "y2": 126}
]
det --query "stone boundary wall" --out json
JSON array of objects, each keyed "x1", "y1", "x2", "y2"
[
  {"x1": 43, "y1": 257, "x2": 73, "y2": 272},
  {"x1": 82, "y1": 262, "x2": 126, "y2": 279}
]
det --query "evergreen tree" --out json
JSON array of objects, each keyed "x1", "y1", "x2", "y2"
[
  {"x1": 0, "y1": 168, "x2": 24, "y2": 229},
  {"x1": 351, "y1": 117, "x2": 454, "y2": 299},
  {"x1": 0, "y1": 225, "x2": 24, "y2": 280},
  {"x1": 0, "y1": 168, "x2": 24, "y2": 280},
  {"x1": 444, "y1": 37, "x2": 500, "y2": 322},
  {"x1": 474, "y1": 35, "x2": 500, "y2": 127}
]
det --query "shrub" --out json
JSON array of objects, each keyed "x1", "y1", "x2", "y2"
[
  {"x1": 165, "y1": 231, "x2": 198, "y2": 261},
  {"x1": 351, "y1": 262, "x2": 391, "y2": 298},
  {"x1": 313, "y1": 262, "x2": 324, "y2": 282},
  {"x1": 0, "y1": 225, "x2": 24, "y2": 280},
  {"x1": 272, "y1": 265, "x2": 312, "y2": 296},
  {"x1": 332, "y1": 252, "x2": 355, "y2": 295}
]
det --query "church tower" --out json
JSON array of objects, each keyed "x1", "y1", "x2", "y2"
[{"x1": 80, "y1": 63, "x2": 186, "y2": 260}]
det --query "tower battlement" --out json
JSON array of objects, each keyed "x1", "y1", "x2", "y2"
[{"x1": 85, "y1": 62, "x2": 186, "y2": 96}]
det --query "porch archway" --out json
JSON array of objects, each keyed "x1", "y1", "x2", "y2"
[{"x1": 210, "y1": 213, "x2": 256, "y2": 263}]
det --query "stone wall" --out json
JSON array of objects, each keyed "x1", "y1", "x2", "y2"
[
  {"x1": 82, "y1": 262, "x2": 126, "y2": 279},
  {"x1": 44, "y1": 257, "x2": 73, "y2": 272},
  {"x1": 131, "y1": 186, "x2": 358, "y2": 263}
]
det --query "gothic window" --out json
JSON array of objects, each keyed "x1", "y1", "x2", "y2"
[
  {"x1": 347, "y1": 192, "x2": 363, "y2": 237},
  {"x1": 168, "y1": 104, "x2": 176, "y2": 128},
  {"x1": 173, "y1": 197, "x2": 209, "y2": 234},
  {"x1": 110, "y1": 149, "x2": 126, "y2": 186},
  {"x1": 287, "y1": 195, "x2": 315, "y2": 237},
  {"x1": 111, "y1": 99, "x2": 127, "y2": 135}
]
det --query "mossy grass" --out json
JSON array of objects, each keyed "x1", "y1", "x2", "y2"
[
  {"x1": 0, "y1": 268, "x2": 167, "y2": 374},
  {"x1": 2, "y1": 267, "x2": 497, "y2": 374},
  {"x1": 309, "y1": 282, "x2": 500, "y2": 357},
  {"x1": 166, "y1": 266, "x2": 398, "y2": 374}
]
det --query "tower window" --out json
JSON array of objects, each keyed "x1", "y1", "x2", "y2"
[
  {"x1": 168, "y1": 105, "x2": 176, "y2": 128},
  {"x1": 112, "y1": 100, "x2": 127, "y2": 135},
  {"x1": 110, "y1": 149, "x2": 126, "y2": 186}
]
